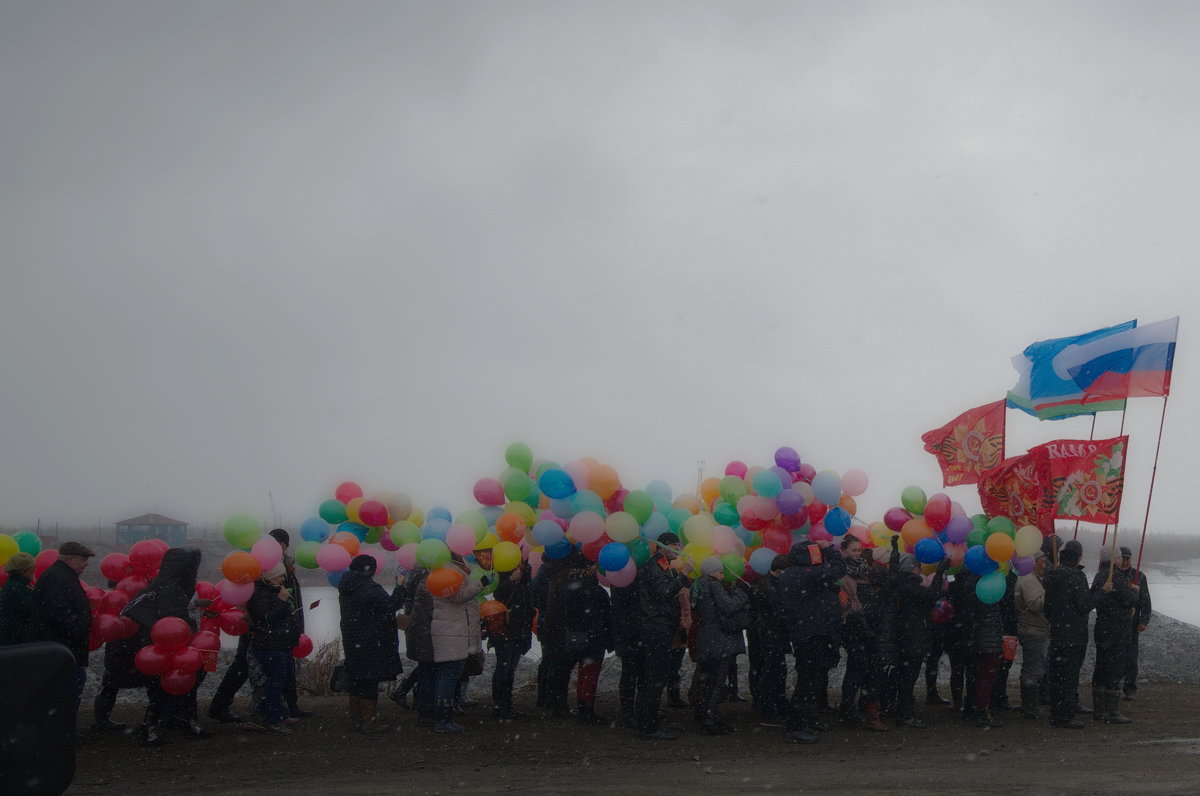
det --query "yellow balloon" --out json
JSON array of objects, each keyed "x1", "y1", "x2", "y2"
[
  {"x1": 681, "y1": 543, "x2": 712, "y2": 566},
  {"x1": 345, "y1": 497, "x2": 365, "y2": 524},
  {"x1": 504, "y1": 501, "x2": 537, "y2": 527},
  {"x1": 474, "y1": 531, "x2": 499, "y2": 550},
  {"x1": 408, "y1": 507, "x2": 425, "y2": 528},
  {"x1": 605, "y1": 512, "x2": 640, "y2": 543},
  {"x1": 1014, "y1": 525, "x2": 1043, "y2": 557},
  {"x1": 683, "y1": 514, "x2": 716, "y2": 548},
  {"x1": 0, "y1": 533, "x2": 17, "y2": 566},
  {"x1": 492, "y1": 541, "x2": 521, "y2": 573}
]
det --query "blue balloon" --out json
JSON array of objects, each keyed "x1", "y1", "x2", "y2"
[
  {"x1": 532, "y1": 519, "x2": 565, "y2": 547},
  {"x1": 824, "y1": 507, "x2": 852, "y2": 536},
  {"x1": 479, "y1": 506, "x2": 503, "y2": 526},
  {"x1": 543, "y1": 537, "x2": 574, "y2": 560},
  {"x1": 300, "y1": 517, "x2": 331, "y2": 543},
  {"x1": 732, "y1": 524, "x2": 755, "y2": 545},
  {"x1": 915, "y1": 537, "x2": 945, "y2": 564},
  {"x1": 652, "y1": 493, "x2": 673, "y2": 513},
  {"x1": 646, "y1": 480, "x2": 672, "y2": 499},
  {"x1": 427, "y1": 507, "x2": 452, "y2": 523},
  {"x1": 964, "y1": 545, "x2": 999, "y2": 575},
  {"x1": 642, "y1": 511, "x2": 669, "y2": 540},
  {"x1": 326, "y1": 569, "x2": 347, "y2": 586},
  {"x1": 549, "y1": 498, "x2": 575, "y2": 520},
  {"x1": 811, "y1": 470, "x2": 843, "y2": 506},
  {"x1": 338, "y1": 521, "x2": 368, "y2": 542},
  {"x1": 598, "y1": 542, "x2": 630, "y2": 573},
  {"x1": 749, "y1": 547, "x2": 777, "y2": 576},
  {"x1": 539, "y1": 469, "x2": 578, "y2": 500},
  {"x1": 570, "y1": 489, "x2": 606, "y2": 517},
  {"x1": 422, "y1": 517, "x2": 451, "y2": 542}
]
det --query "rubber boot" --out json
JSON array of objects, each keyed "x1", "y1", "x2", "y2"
[
  {"x1": 1020, "y1": 685, "x2": 1042, "y2": 719},
  {"x1": 434, "y1": 700, "x2": 465, "y2": 733},
  {"x1": 347, "y1": 696, "x2": 362, "y2": 730},
  {"x1": 1092, "y1": 687, "x2": 1107, "y2": 722},
  {"x1": 359, "y1": 699, "x2": 391, "y2": 734},
  {"x1": 1103, "y1": 691, "x2": 1132, "y2": 724},
  {"x1": 864, "y1": 701, "x2": 890, "y2": 732}
]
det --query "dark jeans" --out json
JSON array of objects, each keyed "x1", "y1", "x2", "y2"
[
  {"x1": 544, "y1": 657, "x2": 576, "y2": 710},
  {"x1": 788, "y1": 636, "x2": 836, "y2": 732},
  {"x1": 840, "y1": 637, "x2": 869, "y2": 714},
  {"x1": 74, "y1": 666, "x2": 87, "y2": 708},
  {"x1": 974, "y1": 652, "x2": 1003, "y2": 711},
  {"x1": 143, "y1": 671, "x2": 204, "y2": 726},
  {"x1": 925, "y1": 625, "x2": 948, "y2": 692},
  {"x1": 1048, "y1": 642, "x2": 1086, "y2": 723},
  {"x1": 1094, "y1": 641, "x2": 1129, "y2": 690},
  {"x1": 349, "y1": 675, "x2": 380, "y2": 701},
  {"x1": 668, "y1": 647, "x2": 685, "y2": 691},
  {"x1": 637, "y1": 644, "x2": 674, "y2": 734},
  {"x1": 93, "y1": 670, "x2": 124, "y2": 721},
  {"x1": 619, "y1": 646, "x2": 646, "y2": 715},
  {"x1": 254, "y1": 649, "x2": 295, "y2": 725},
  {"x1": 695, "y1": 656, "x2": 732, "y2": 725},
  {"x1": 1124, "y1": 627, "x2": 1141, "y2": 692},
  {"x1": 210, "y1": 635, "x2": 250, "y2": 715},
  {"x1": 948, "y1": 643, "x2": 970, "y2": 706},
  {"x1": 418, "y1": 659, "x2": 467, "y2": 709},
  {"x1": 492, "y1": 641, "x2": 524, "y2": 708},
  {"x1": 756, "y1": 639, "x2": 788, "y2": 720},
  {"x1": 889, "y1": 654, "x2": 923, "y2": 720}
]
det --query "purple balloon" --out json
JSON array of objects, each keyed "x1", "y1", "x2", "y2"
[
  {"x1": 774, "y1": 446, "x2": 802, "y2": 472},
  {"x1": 1013, "y1": 555, "x2": 1035, "y2": 576},
  {"x1": 769, "y1": 466, "x2": 792, "y2": 491},
  {"x1": 944, "y1": 515, "x2": 972, "y2": 544},
  {"x1": 776, "y1": 488, "x2": 805, "y2": 516}
]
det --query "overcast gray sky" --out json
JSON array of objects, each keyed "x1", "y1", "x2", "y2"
[{"x1": 1, "y1": 1, "x2": 1194, "y2": 536}]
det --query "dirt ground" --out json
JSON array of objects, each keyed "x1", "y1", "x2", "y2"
[{"x1": 70, "y1": 681, "x2": 1200, "y2": 796}]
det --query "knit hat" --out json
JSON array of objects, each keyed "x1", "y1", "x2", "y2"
[
  {"x1": 4, "y1": 552, "x2": 35, "y2": 573},
  {"x1": 1061, "y1": 540, "x2": 1083, "y2": 565},
  {"x1": 263, "y1": 562, "x2": 287, "y2": 581},
  {"x1": 700, "y1": 556, "x2": 724, "y2": 576}
]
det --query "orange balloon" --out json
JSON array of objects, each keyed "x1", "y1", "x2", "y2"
[
  {"x1": 222, "y1": 552, "x2": 261, "y2": 585},
  {"x1": 838, "y1": 495, "x2": 858, "y2": 516},
  {"x1": 345, "y1": 497, "x2": 365, "y2": 524},
  {"x1": 479, "y1": 600, "x2": 507, "y2": 619},
  {"x1": 699, "y1": 477, "x2": 720, "y2": 507},
  {"x1": 672, "y1": 494, "x2": 702, "y2": 515},
  {"x1": 426, "y1": 566, "x2": 464, "y2": 598},
  {"x1": 985, "y1": 532, "x2": 1015, "y2": 563},
  {"x1": 496, "y1": 513, "x2": 527, "y2": 543},
  {"x1": 332, "y1": 531, "x2": 361, "y2": 556},
  {"x1": 900, "y1": 517, "x2": 933, "y2": 548},
  {"x1": 589, "y1": 464, "x2": 621, "y2": 500}
]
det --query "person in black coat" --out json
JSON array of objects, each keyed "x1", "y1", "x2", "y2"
[
  {"x1": 30, "y1": 541, "x2": 96, "y2": 706},
  {"x1": 560, "y1": 557, "x2": 612, "y2": 724},
  {"x1": 750, "y1": 554, "x2": 790, "y2": 725},
  {"x1": 338, "y1": 554, "x2": 407, "y2": 733},
  {"x1": 988, "y1": 569, "x2": 1019, "y2": 713},
  {"x1": 0, "y1": 553, "x2": 36, "y2": 646},
  {"x1": 1116, "y1": 547, "x2": 1151, "y2": 699},
  {"x1": 961, "y1": 571, "x2": 1005, "y2": 728},
  {"x1": 779, "y1": 539, "x2": 845, "y2": 743},
  {"x1": 1044, "y1": 540, "x2": 1104, "y2": 728},
  {"x1": 489, "y1": 560, "x2": 534, "y2": 720},
  {"x1": 609, "y1": 577, "x2": 643, "y2": 728},
  {"x1": 533, "y1": 552, "x2": 577, "y2": 716},
  {"x1": 691, "y1": 557, "x2": 750, "y2": 734},
  {"x1": 884, "y1": 539, "x2": 947, "y2": 729},
  {"x1": 857, "y1": 552, "x2": 892, "y2": 731},
  {"x1": 246, "y1": 560, "x2": 303, "y2": 733},
  {"x1": 269, "y1": 529, "x2": 312, "y2": 719},
  {"x1": 634, "y1": 539, "x2": 689, "y2": 740},
  {"x1": 1090, "y1": 547, "x2": 1139, "y2": 724}
]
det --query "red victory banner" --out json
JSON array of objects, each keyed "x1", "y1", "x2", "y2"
[
  {"x1": 978, "y1": 453, "x2": 1054, "y2": 534},
  {"x1": 1029, "y1": 436, "x2": 1128, "y2": 524},
  {"x1": 922, "y1": 400, "x2": 1006, "y2": 487}
]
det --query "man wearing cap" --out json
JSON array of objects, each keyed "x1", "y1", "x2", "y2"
[
  {"x1": 1115, "y1": 547, "x2": 1151, "y2": 700},
  {"x1": 1043, "y1": 540, "x2": 1106, "y2": 728},
  {"x1": 30, "y1": 541, "x2": 96, "y2": 704}
]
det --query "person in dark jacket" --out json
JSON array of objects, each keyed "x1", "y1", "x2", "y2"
[
  {"x1": 943, "y1": 570, "x2": 973, "y2": 713},
  {"x1": 751, "y1": 554, "x2": 790, "y2": 726},
  {"x1": 1044, "y1": 540, "x2": 1105, "y2": 728},
  {"x1": 884, "y1": 538, "x2": 946, "y2": 729},
  {"x1": 270, "y1": 529, "x2": 312, "y2": 719},
  {"x1": 1116, "y1": 546, "x2": 1151, "y2": 699},
  {"x1": 560, "y1": 557, "x2": 612, "y2": 724},
  {"x1": 246, "y1": 561, "x2": 302, "y2": 733},
  {"x1": 610, "y1": 575, "x2": 643, "y2": 728},
  {"x1": 338, "y1": 554, "x2": 407, "y2": 733},
  {"x1": 531, "y1": 552, "x2": 570, "y2": 711},
  {"x1": 30, "y1": 541, "x2": 96, "y2": 705},
  {"x1": 962, "y1": 571, "x2": 1005, "y2": 728},
  {"x1": 394, "y1": 567, "x2": 432, "y2": 717},
  {"x1": 535, "y1": 552, "x2": 578, "y2": 717},
  {"x1": 490, "y1": 560, "x2": 534, "y2": 720},
  {"x1": 634, "y1": 539, "x2": 689, "y2": 740},
  {"x1": 988, "y1": 569, "x2": 1020, "y2": 713},
  {"x1": 838, "y1": 538, "x2": 871, "y2": 725},
  {"x1": 691, "y1": 557, "x2": 749, "y2": 734},
  {"x1": 120, "y1": 547, "x2": 206, "y2": 745},
  {"x1": 0, "y1": 552, "x2": 36, "y2": 646},
  {"x1": 779, "y1": 539, "x2": 846, "y2": 743},
  {"x1": 1090, "y1": 546, "x2": 1139, "y2": 724},
  {"x1": 857, "y1": 551, "x2": 892, "y2": 731}
]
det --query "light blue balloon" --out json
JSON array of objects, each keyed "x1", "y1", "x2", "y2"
[
  {"x1": 752, "y1": 469, "x2": 784, "y2": 498},
  {"x1": 646, "y1": 480, "x2": 673, "y2": 499},
  {"x1": 642, "y1": 511, "x2": 669, "y2": 540},
  {"x1": 326, "y1": 569, "x2": 347, "y2": 587},
  {"x1": 570, "y1": 489, "x2": 606, "y2": 517},
  {"x1": 811, "y1": 470, "x2": 842, "y2": 506},
  {"x1": 732, "y1": 524, "x2": 755, "y2": 545},
  {"x1": 652, "y1": 493, "x2": 674, "y2": 513},
  {"x1": 427, "y1": 506, "x2": 453, "y2": 523},
  {"x1": 532, "y1": 519, "x2": 565, "y2": 547},
  {"x1": 300, "y1": 516, "x2": 331, "y2": 543},
  {"x1": 550, "y1": 498, "x2": 575, "y2": 520},
  {"x1": 479, "y1": 506, "x2": 503, "y2": 526},
  {"x1": 338, "y1": 521, "x2": 368, "y2": 542},
  {"x1": 422, "y1": 517, "x2": 451, "y2": 542},
  {"x1": 749, "y1": 547, "x2": 777, "y2": 576}
]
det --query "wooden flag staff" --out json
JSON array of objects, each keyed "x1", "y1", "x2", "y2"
[{"x1": 1132, "y1": 395, "x2": 1170, "y2": 586}]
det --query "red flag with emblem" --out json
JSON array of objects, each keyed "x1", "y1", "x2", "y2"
[
  {"x1": 922, "y1": 400, "x2": 1006, "y2": 487},
  {"x1": 1028, "y1": 436, "x2": 1128, "y2": 525},
  {"x1": 977, "y1": 453, "x2": 1054, "y2": 534}
]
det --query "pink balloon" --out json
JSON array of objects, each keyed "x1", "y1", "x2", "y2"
[
  {"x1": 359, "y1": 500, "x2": 389, "y2": 527},
  {"x1": 316, "y1": 543, "x2": 352, "y2": 573},
  {"x1": 809, "y1": 524, "x2": 833, "y2": 543},
  {"x1": 884, "y1": 507, "x2": 913, "y2": 533},
  {"x1": 217, "y1": 579, "x2": 254, "y2": 605},
  {"x1": 250, "y1": 537, "x2": 283, "y2": 571},
  {"x1": 841, "y1": 469, "x2": 870, "y2": 497},
  {"x1": 395, "y1": 543, "x2": 418, "y2": 570},
  {"x1": 712, "y1": 526, "x2": 737, "y2": 555},
  {"x1": 568, "y1": 511, "x2": 605, "y2": 544},
  {"x1": 379, "y1": 531, "x2": 399, "y2": 552},
  {"x1": 527, "y1": 550, "x2": 543, "y2": 577},
  {"x1": 797, "y1": 463, "x2": 817, "y2": 483},
  {"x1": 446, "y1": 524, "x2": 477, "y2": 556},
  {"x1": 950, "y1": 501, "x2": 967, "y2": 518},
  {"x1": 473, "y1": 478, "x2": 505, "y2": 507},
  {"x1": 606, "y1": 559, "x2": 637, "y2": 587},
  {"x1": 563, "y1": 460, "x2": 590, "y2": 492},
  {"x1": 367, "y1": 549, "x2": 389, "y2": 574},
  {"x1": 724, "y1": 460, "x2": 748, "y2": 478}
]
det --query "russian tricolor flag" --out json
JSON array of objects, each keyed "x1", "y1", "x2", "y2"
[{"x1": 1057, "y1": 316, "x2": 1179, "y2": 403}]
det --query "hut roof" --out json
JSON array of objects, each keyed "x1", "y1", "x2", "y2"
[{"x1": 115, "y1": 513, "x2": 188, "y2": 527}]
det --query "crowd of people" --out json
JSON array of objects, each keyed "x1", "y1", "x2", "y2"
[{"x1": 0, "y1": 527, "x2": 1150, "y2": 746}]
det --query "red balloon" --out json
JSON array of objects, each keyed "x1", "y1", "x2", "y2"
[
  {"x1": 218, "y1": 610, "x2": 248, "y2": 636},
  {"x1": 778, "y1": 512, "x2": 807, "y2": 531},
  {"x1": 199, "y1": 616, "x2": 221, "y2": 636},
  {"x1": 807, "y1": 501, "x2": 827, "y2": 524},
  {"x1": 100, "y1": 553, "x2": 132, "y2": 583},
  {"x1": 335, "y1": 481, "x2": 364, "y2": 504},
  {"x1": 160, "y1": 669, "x2": 197, "y2": 696},
  {"x1": 581, "y1": 535, "x2": 610, "y2": 563},
  {"x1": 292, "y1": 634, "x2": 314, "y2": 659},
  {"x1": 884, "y1": 507, "x2": 914, "y2": 533},
  {"x1": 358, "y1": 500, "x2": 389, "y2": 527},
  {"x1": 924, "y1": 494, "x2": 952, "y2": 532},
  {"x1": 149, "y1": 538, "x2": 170, "y2": 554},
  {"x1": 190, "y1": 630, "x2": 221, "y2": 652},
  {"x1": 762, "y1": 528, "x2": 792, "y2": 555},
  {"x1": 129, "y1": 540, "x2": 164, "y2": 578},
  {"x1": 99, "y1": 589, "x2": 131, "y2": 616},
  {"x1": 116, "y1": 575, "x2": 148, "y2": 596},
  {"x1": 740, "y1": 513, "x2": 768, "y2": 532},
  {"x1": 84, "y1": 585, "x2": 106, "y2": 604},
  {"x1": 34, "y1": 550, "x2": 58, "y2": 577},
  {"x1": 116, "y1": 616, "x2": 139, "y2": 639},
  {"x1": 134, "y1": 644, "x2": 173, "y2": 676},
  {"x1": 92, "y1": 613, "x2": 124, "y2": 643},
  {"x1": 194, "y1": 581, "x2": 220, "y2": 601},
  {"x1": 0, "y1": 571, "x2": 7, "y2": 587},
  {"x1": 88, "y1": 632, "x2": 103, "y2": 651},
  {"x1": 170, "y1": 646, "x2": 203, "y2": 673},
  {"x1": 150, "y1": 617, "x2": 192, "y2": 650}
]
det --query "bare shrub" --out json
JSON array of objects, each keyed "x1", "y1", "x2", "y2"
[{"x1": 296, "y1": 638, "x2": 342, "y2": 697}]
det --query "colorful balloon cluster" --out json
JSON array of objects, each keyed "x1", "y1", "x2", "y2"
[{"x1": 872, "y1": 485, "x2": 1046, "y2": 604}]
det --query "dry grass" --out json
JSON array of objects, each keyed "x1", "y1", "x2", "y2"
[{"x1": 296, "y1": 638, "x2": 343, "y2": 697}]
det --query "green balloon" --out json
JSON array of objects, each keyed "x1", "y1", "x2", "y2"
[
  {"x1": 900, "y1": 486, "x2": 927, "y2": 515},
  {"x1": 628, "y1": 537, "x2": 651, "y2": 567},
  {"x1": 503, "y1": 471, "x2": 534, "y2": 501},
  {"x1": 971, "y1": 513, "x2": 989, "y2": 530},
  {"x1": 975, "y1": 570, "x2": 1007, "y2": 604},
  {"x1": 294, "y1": 541, "x2": 321, "y2": 569},
  {"x1": 718, "y1": 475, "x2": 749, "y2": 506},
  {"x1": 364, "y1": 526, "x2": 383, "y2": 544},
  {"x1": 721, "y1": 553, "x2": 745, "y2": 582},
  {"x1": 667, "y1": 507, "x2": 691, "y2": 536},
  {"x1": 318, "y1": 499, "x2": 348, "y2": 525},
  {"x1": 457, "y1": 509, "x2": 489, "y2": 540},
  {"x1": 416, "y1": 539, "x2": 451, "y2": 569},
  {"x1": 521, "y1": 485, "x2": 541, "y2": 509},
  {"x1": 966, "y1": 527, "x2": 986, "y2": 548},
  {"x1": 623, "y1": 491, "x2": 654, "y2": 525},
  {"x1": 713, "y1": 502, "x2": 740, "y2": 527},
  {"x1": 14, "y1": 531, "x2": 41, "y2": 556},
  {"x1": 986, "y1": 516, "x2": 1016, "y2": 538},
  {"x1": 505, "y1": 442, "x2": 533, "y2": 473},
  {"x1": 224, "y1": 514, "x2": 260, "y2": 551},
  {"x1": 392, "y1": 520, "x2": 422, "y2": 546}
]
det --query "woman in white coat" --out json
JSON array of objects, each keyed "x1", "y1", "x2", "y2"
[{"x1": 418, "y1": 557, "x2": 483, "y2": 733}]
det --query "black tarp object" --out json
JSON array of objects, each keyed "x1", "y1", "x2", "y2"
[{"x1": 0, "y1": 642, "x2": 76, "y2": 795}]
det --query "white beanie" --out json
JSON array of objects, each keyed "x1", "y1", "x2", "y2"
[
  {"x1": 700, "y1": 557, "x2": 724, "y2": 576},
  {"x1": 263, "y1": 562, "x2": 286, "y2": 581}
]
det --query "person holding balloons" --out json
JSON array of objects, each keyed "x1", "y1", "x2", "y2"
[
  {"x1": 750, "y1": 553, "x2": 791, "y2": 727},
  {"x1": 634, "y1": 537, "x2": 690, "y2": 740},
  {"x1": 489, "y1": 559, "x2": 534, "y2": 721},
  {"x1": 420, "y1": 554, "x2": 483, "y2": 733},
  {"x1": 883, "y1": 536, "x2": 947, "y2": 730},
  {"x1": 691, "y1": 557, "x2": 750, "y2": 735},
  {"x1": 961, "y1": 570, "x2": 1005, "y2": 728},
  {"x1": 560, "y1": 555, "x2": 613, "y2": 725},
  {"x1": 0, "y1": 552, "x2": 36, "y2": 646},
  {"x1": 244, "y1": 559, "x2": 303, "y2": 734},
  {"x1": 337, "y1": 554, "x2": 408, "y2": 733}
]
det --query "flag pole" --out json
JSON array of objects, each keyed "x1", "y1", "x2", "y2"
[
  {"x1": 1072, "y1": 413, "x2": 1099, "y2": 541},
  {"x1": 1100, "y1": 404, "x2": 1129, "y2": 547},
  {"x1": 1132, "y1": 395, "x2": 1170, "y2": 585}
]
